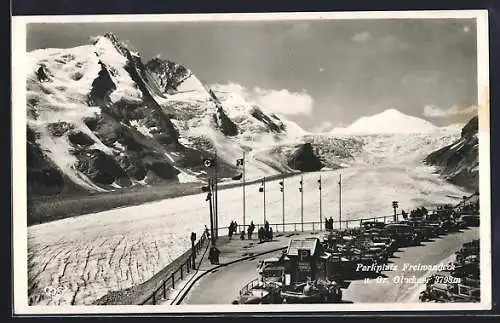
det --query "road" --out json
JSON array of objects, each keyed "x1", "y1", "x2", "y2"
[
  {"x1": 27, "y1": 164, "x2": 470, "y2": 305},
  {"x1": 182, "y1": 227, "x2": 479, "y2": 304}
]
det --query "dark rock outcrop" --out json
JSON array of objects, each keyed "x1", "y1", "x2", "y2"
[
  {"x1": 146, "y1": 58, "x2": 190, "y2": 93},
  {"x1": 287, "y1": 142, "x2": 324, "y2": 172},
  {"x1": 425, "y1": 116, "x2": 478, "y2": 191},
  {"x1": 75, "y1": 149, "x2": 130, "y2": 186},
  {"x1": 251, "y1": 106, "x2": 286, "y2": 133},
  {"x1": 88, "y1": 61, "x2": 116, "y2": 107},
  {"x1": 215, "y1": 106, "x2": 238, "y2": 136}
]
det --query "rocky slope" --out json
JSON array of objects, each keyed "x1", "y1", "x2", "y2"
[
  {"x1": 26, "y1": 33, "x2": 324, "y2": 196},
  {"x1": 424, "y1": 116, "x2": 479, "y2": 191}
]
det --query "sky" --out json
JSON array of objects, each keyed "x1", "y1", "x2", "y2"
[{"x1": 27, "y1": 18, "x2": 478, "y2": 131}]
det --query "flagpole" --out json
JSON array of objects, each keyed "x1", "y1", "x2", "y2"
[
  {"x1": 208, "y1": 178, "x2": 215, "y2": 246},
  {"x1": 301, "y1": 175, "x2": 304, "y2": 232},
  {"x1": 214, "y1": 150, "x2": 218, "y2": 239},
  {"x1": 263, "y1": 177, "x2": 266, "y2": 224},
  {"x1": 339, "y1": 173, "x2": 342, "y2": 231},
  {"x1": 282, "y1": 176, "x2": 285, "y2": 233},
  {"x1": 319, "y1": 174, "x2": 322, "y2": 232},
  {"x1": 242, "y1": 151, "x2": 246, "y2": 230}
]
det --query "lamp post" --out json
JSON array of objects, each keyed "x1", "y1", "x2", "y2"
[
  {"x1": 203, "y1": 179, "x2": 215, "y2": 246},
  {"x1": 236, "y1": 153, "x2": 246, "y2": 230},
  {"x1": 392, "y1": 200, "x2": 399, "y2": 222}
]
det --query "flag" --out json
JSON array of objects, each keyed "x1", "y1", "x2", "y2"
[
  {"x1": 232, "y1": 173, "x2": 243, "y2": 180},
  {"x1": 205, "y1": 192, "x2": 212, "y2": 201},
  {"x1": 280, "y1": 188, "x2": 284, "y2": 192},
  {"x1": 259, "y1": 187, "x2": 264, "y2": 193},
  {"x1": 236, "y1": 158, "x2": 244, "y2": 166},
  {"x1": 299, "y1": 188, "x2": 302, "y2": 192},
  {"x1": 203, "y1": 158, "x2": 216, "y2": 168},
  {"x1": 317, "y1": 179, "x2": 321, "y2": 184},
  {"x1": 201, "y1": 185, "x2": 210, "y2": 192}
]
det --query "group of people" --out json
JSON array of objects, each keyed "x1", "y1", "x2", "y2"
[
  {"x1": 258, "y1": 221, "x2": 273, "y2": 243},
  {"x1": 324, "y1": 217, "x2": 335, "y2": 230},
  {"x1": 228, "y1": 220, "x2": 239, "y2": 239}
]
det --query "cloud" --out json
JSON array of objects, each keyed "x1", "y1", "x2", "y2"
[
  {"x1": 253, "y1": 87, "x2": 313, "y2": 116},
  {"x1": 319, "y1": 67, "x2": 325, "y2": 73},
  {"x1": 311, "y1": 121, "x2": 334, "y2": 133},
  {"x1": 352, "y1": 31, "x2": 371, "y2": 42},
  {"x1": 423, "y1": 105, "x2": 478, "y2": 118},
  {"x1": 211, "y1": 82, "x2": 314, "y2": 116}
]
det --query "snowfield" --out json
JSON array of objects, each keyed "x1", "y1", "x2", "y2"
[{"x1": 28, "y1": 161, "x2": 470, "y2": 305}]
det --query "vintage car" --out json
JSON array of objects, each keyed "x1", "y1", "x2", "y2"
[
  {"x1": 455, "y1": 241, "x2": 480, "y2": 266},
  {"x1": 257, "y1": 257, "x2": 285, "y2": 283},
  {"x1": 361, "y1": 221, "x2": 386, "y2": 232},
  {"x1": 459, "y1": 214, "x2": 480, "y2": 227},
  {"x1": 416, "y1": 213, "x2": 445, "y2": 234},
  {"x1": 281, "y1": 280, "x2": 342, "y2": 303},
  {"x1": 404, "y1": 219, "x2": 441, "y2": 239},
  {"x1": 382, "y1": 223, "x2": 421, "y2": 247},
  {"x1": 235, "y1": 280, "x2": 283, "y2": 304},
  {"x1": 419, "y1": 272, "x2": 480, "y2": 303}
]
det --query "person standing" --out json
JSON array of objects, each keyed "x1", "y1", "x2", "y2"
[{"x1": 229, "y1": 221, "x2": 234, "y2": 239}]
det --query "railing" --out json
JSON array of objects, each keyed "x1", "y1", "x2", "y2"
[
  {"x1": 139, "y1": 231, "x2": 209, "y2": 305},
  {"x1": 218, "y1": 215, "x2": 394, "y2": 236}
]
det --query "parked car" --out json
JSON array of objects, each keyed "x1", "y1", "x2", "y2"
[
  {"x1": 382, "y1": 224, "x2": 421, "y2": 247},
  {"x1": 459, "y1": 214, "x2": 480, "y2": 227}
]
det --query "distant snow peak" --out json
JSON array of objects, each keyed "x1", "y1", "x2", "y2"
[{"x1": 331, "y1": 108, "x2": 438, "y2": 135}]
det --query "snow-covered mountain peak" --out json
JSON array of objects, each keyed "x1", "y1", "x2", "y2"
[
  {"x1": 26, "y1": 33, "x2": 326, "y2": 194},
  {"x1": 331, "y1": 108, "x2": 438, "y2": 135}
]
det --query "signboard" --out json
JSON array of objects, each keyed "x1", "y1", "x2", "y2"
[{"x1": 297, "y1": 249, "x2": 312, "y2": 272}]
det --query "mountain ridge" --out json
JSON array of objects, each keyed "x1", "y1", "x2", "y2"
[
  {"x1": 424, "y1": 116, "x2": 478, "y2": 192},
  {"x1": 26, "y1": 33, "x2": 325, "y2": 196}
]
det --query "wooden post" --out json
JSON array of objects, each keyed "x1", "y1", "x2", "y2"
[
  {"x1": 163, "y1": 281, "x2": 167, "y2": 299},
  {"x1": 180, "y1": 266, "x2": 184, "y2": 280},
  {"x1": 171, "y1": 273, "x2": 175, "y2": 289},
  {"x1": 152, "y1": 292, "x2": 156, "y2": 305}
]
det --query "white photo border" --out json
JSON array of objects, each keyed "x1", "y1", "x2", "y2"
[{"x1": 11, "y1": 10, "x2": 491, "y2": 315}]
